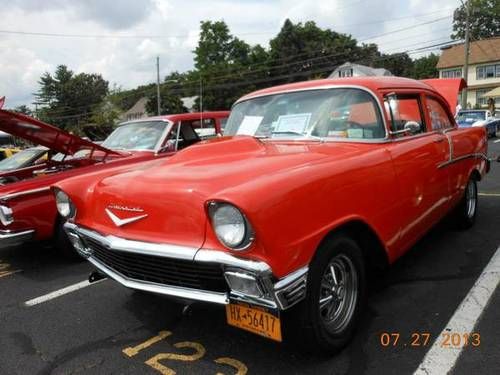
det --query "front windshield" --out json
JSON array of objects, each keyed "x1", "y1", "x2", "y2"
[
  {"x1": 101, "y1": 121, "x2": 167, "y2": 151},
  {"x1": 456, "y1": 111, "x2": 486, "y2": 123},
  {"x1": 225, "y1": 88, "x2": 385, "y2": 140},
  {"x1": 0, "y1": 149, "x2": 45, "y2": 171}
]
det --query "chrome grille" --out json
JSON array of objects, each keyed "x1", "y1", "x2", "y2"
[{"x1": 82, "y1": 235, "x2": 228, "y2": 293}]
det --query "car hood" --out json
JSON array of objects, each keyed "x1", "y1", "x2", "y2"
[
  {"x1": 0, "y1": 108, "x2": 119, "y2": 156},
  {"x1": 68, "y1": 136, "x2": 366, "y2": 247}
]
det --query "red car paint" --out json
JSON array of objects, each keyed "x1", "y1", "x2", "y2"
[
  {"x1": 0, "y1": 111, "x2": 229, "y2": 246},
  {"x1": 57, "y1": 77, "x2": 488, "y2": 278}
]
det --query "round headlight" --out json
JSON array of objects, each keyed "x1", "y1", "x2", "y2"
[
  {"x1": 55, "y1": 189, "x2": 76, "y2": 219},
  {"x1": 208, "y1": 202, "x2": 253, "y2": 250}
]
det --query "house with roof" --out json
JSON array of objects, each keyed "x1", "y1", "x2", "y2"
[
  {"x1": 329, "y1": 62, "x2": 392, "y2": 78},
  {"x1": 437, "y1": 37, "x2": 500, "y2": 109},
  {"x1": 121, "y1": 97, "x2": 149, "y2": 122}
]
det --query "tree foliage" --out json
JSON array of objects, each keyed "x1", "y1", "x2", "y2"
[
  {"x1": 145, "y1": 74, "x2": 188, "y2": 115},
  {"x1": 12, "y1": 105, "x2": 33, "y2": 116},
  {"x1": 34, "y1": 65, "x2": 109, "y2": 131},
  {"x1": 34, "y1": 19, "x2": 447, "y2": 122},
  {"x1": 452, "y1": 0, "x2": 500, "y2": 40},
  {"x1": 411, "y1": 53, "x2": 440, "y2": 79}
]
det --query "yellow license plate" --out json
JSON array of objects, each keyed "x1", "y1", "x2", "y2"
[{"x1": 226, "y1": 303, "x2": 282, "y2": 342}]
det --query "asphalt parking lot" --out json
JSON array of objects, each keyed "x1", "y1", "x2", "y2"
[{"x1": 1, "y1": 139, "x2": 499, "y2": 375}]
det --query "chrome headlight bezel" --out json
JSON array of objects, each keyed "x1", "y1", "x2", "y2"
[
  {"x1": 0, "y1": 205, "x2": 14, "y2": 226},
  {"x1": 54, "y1": 189, "x2": 76, "y2": 220},
  {"x1": 207, "y1": 201, "x2": 254, "y2": 251}
]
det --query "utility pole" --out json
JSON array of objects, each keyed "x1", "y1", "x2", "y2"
[
  {"x1": 156, "y1": 56, "x2": 161, "y2": 116},
  {"x1": 462, "y1": 0, "x2": 471, "y2": 109}
]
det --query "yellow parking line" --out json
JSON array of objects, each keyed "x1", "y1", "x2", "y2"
[{"x1": 0, "y1": 269, "x2": 22, "y2": 278}]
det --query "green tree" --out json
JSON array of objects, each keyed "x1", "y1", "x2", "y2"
[
  {"x1": 34, "y1": 65, "x2": 109, "y2": 131},
  {"x1": 192, "y1": 21, "x2": 269, "y2": 110},
  {"x1": 411, "y1": 53, "x2": 440, "y2": 79},
  {"x1": 374, "y1": 52, "x2": 414, "y2": 77},
  {"x1": 12, "y1": 105, "x2": 33, "y2": 116},
  {"x1": 452, "y1": 0, "x2": 500, "y2": 40},
  {"x1": 269, "y1": 19, "x2": 362, "y2": 83}
]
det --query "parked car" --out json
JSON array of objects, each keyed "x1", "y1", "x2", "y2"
[
  {"x1": 0, "y1": 146, "x2": 48, "y2": 173},
  {"x1": 0, "y1": 109, "x2": 229, "y2": 253},
  {"x1": 0, "y1": 146, "x2": 20, "y2": 161},
  {"x1": 55, "y1": 77, "x2": 488, "y2": 353},
  {"x1": 456, "y1": 109, "x2": 499, "y2": 137}
]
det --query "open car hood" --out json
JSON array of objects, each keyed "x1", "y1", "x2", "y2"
[
  {"x1": 421, "y1": 78, "x2": 467, "y2": 112},
  {"x1": 0, "y1": 99, "x2": 119, "y2": 156}
]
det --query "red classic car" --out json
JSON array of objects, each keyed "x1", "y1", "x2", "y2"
[
  {"x1": 0, "y1": 108, "x2": 229, "y2": 254},
  {"x1": 55, "y1": 77, "x2": 488, "y2": 352}
]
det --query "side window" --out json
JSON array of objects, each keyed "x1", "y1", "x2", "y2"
[
  {"x1": 385, "y1": 95, "x2": 425, "y2": 136},
  {"x1": 190, "y1": 118, "x2": 216, "y2": 139},
  {"x1": 426, "y1": 97, "x2": 453, "y2": 130}
]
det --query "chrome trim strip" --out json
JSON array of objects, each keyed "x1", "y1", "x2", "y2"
[
  {"x1": 194, "y1": 249, "x2": 271, "y2": 275},
  {"x1": 0, "y1": 229, "x2": 35, "y2": 249},
  {"x1": 1, "y1": 187, "x2": 51, "y2": 201},
  {"x1": 72, "y1": 224, "x2": 198, "y2": 261},
  {"x1": 87, "y1": 256, "x2": 229, "y2": 305},
  {"x1": 66, "y1": 222, "x2": 308, "y2": 310},
  {"x1": 274, "y1": 266, "x2": 308, "y2": 290},
  {"x1": 438, "y1": 153, "x2": 489, "y2": 169},
  {"x1": 274, "y1": 266, "x2": 309, "y2": 310}
]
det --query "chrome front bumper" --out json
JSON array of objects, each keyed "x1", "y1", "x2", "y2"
[
  {"x1": 64, "y1": 222, "x2": 308, "y2": 310},
  {"x1": 0, "y1": 229, "x2": 35, "y2": 250}
]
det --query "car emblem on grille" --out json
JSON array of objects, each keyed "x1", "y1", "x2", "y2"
[{"x1": 105, "y1": 205, "x2": 148, "y2": 227}]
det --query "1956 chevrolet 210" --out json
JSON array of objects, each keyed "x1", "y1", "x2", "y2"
[
  {"x1": 55, "y1": 77, "x2": 489, "y2": 352},
  {"x1": 0, "y1": 109, "x2": 228, "y2": 254}
]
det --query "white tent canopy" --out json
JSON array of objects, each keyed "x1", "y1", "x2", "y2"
[{"x1": 482, "y1": 87, "x2": 500, "y2": 98}]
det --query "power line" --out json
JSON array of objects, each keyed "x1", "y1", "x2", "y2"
[
  {"x1": 43, "y1": 39, "x2": 455, "y2": 121},
  {"x1": 29, "y1": 14, "x2": 457, "y2": 116},
  {"x1": 38, "y1": 35, "x2": 458, "y2": 118}
]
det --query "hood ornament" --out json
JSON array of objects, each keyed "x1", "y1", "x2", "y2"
[{"x1": 105, "y1": 205, "x2": 148, "y2": 227}]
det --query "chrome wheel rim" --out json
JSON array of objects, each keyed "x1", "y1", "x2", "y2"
[
  {"x1": 465, "y1": 180, "x2": 477, "y2": 219},
  {"x1": 319, "y1": 254, "x2": 358, "y2": 334}
]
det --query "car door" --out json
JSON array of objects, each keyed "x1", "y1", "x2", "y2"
[{"x1": 384, "y1": 93, "x2": 450, "y2": 256}]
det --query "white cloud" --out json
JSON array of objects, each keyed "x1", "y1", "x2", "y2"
[{"x1": 0, "y1": 0, "x2": 460, "y2": 107}]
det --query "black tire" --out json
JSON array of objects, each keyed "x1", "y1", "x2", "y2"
[
  {"x1": 285, "y1": 234, "x2": 366, "y2": 354},
  {"x1": 54, "y1": 218, "x2": 83, "y2": 261},
  {"x1": 454, "y1": 177, "x2": 478, "y2": 230}
]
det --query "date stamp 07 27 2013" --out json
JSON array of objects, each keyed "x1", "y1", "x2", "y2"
[{"x1": 379, "y1": 332, "x2": 480, "y2": 348}]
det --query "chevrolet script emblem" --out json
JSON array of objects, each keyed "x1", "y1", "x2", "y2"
[{"x1": 105, "y1": 205, "x2": 148, "y2": 227}]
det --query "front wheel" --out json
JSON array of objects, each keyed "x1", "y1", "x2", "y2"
[
  {"x1": 454, "y1": 177, "x2": 478, "y2": 230},
  {"x1": 286, "y1": 235, "x2": 366, "y2": 354}
]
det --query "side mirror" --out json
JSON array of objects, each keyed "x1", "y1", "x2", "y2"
[{"x1": 403, "y1": 121, "x2": 421, "y2": 135}]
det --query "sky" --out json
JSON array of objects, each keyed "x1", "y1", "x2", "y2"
[{"x1": 0, "y1": 0, "x2": 461, "y2": 108}]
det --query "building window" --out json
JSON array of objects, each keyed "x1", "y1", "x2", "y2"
[
  {"x1": 476, "y1": 89, "x2": 500, "y2": 107},
  {"x1": 441, "y1": 69, "x2": 462, "y2": 78},
  {"x1": 476, "y1": 64, "x2": 500, "y2": 80},
  {"x1": 339, "y1": 68, "x2": 353, "y2": 77}
]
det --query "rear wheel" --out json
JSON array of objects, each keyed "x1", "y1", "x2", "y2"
[
  {"x1": 454, "y1": 177, "x2": 478, "y2": 230},
  {"x1": 286, "y1": 235, "x2": 366, "y2": 354}
]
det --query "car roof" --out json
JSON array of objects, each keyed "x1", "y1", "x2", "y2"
[
  {"x1": 237, "y1": 77, "x2": 437, "y2": 103},
  {"x1": 120, "y1": 111, "x2": 230, "y2": 125}
]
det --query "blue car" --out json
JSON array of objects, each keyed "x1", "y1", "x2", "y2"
[{"x1": 456, "y1": 110, "x2": 499, "y2": 137}]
